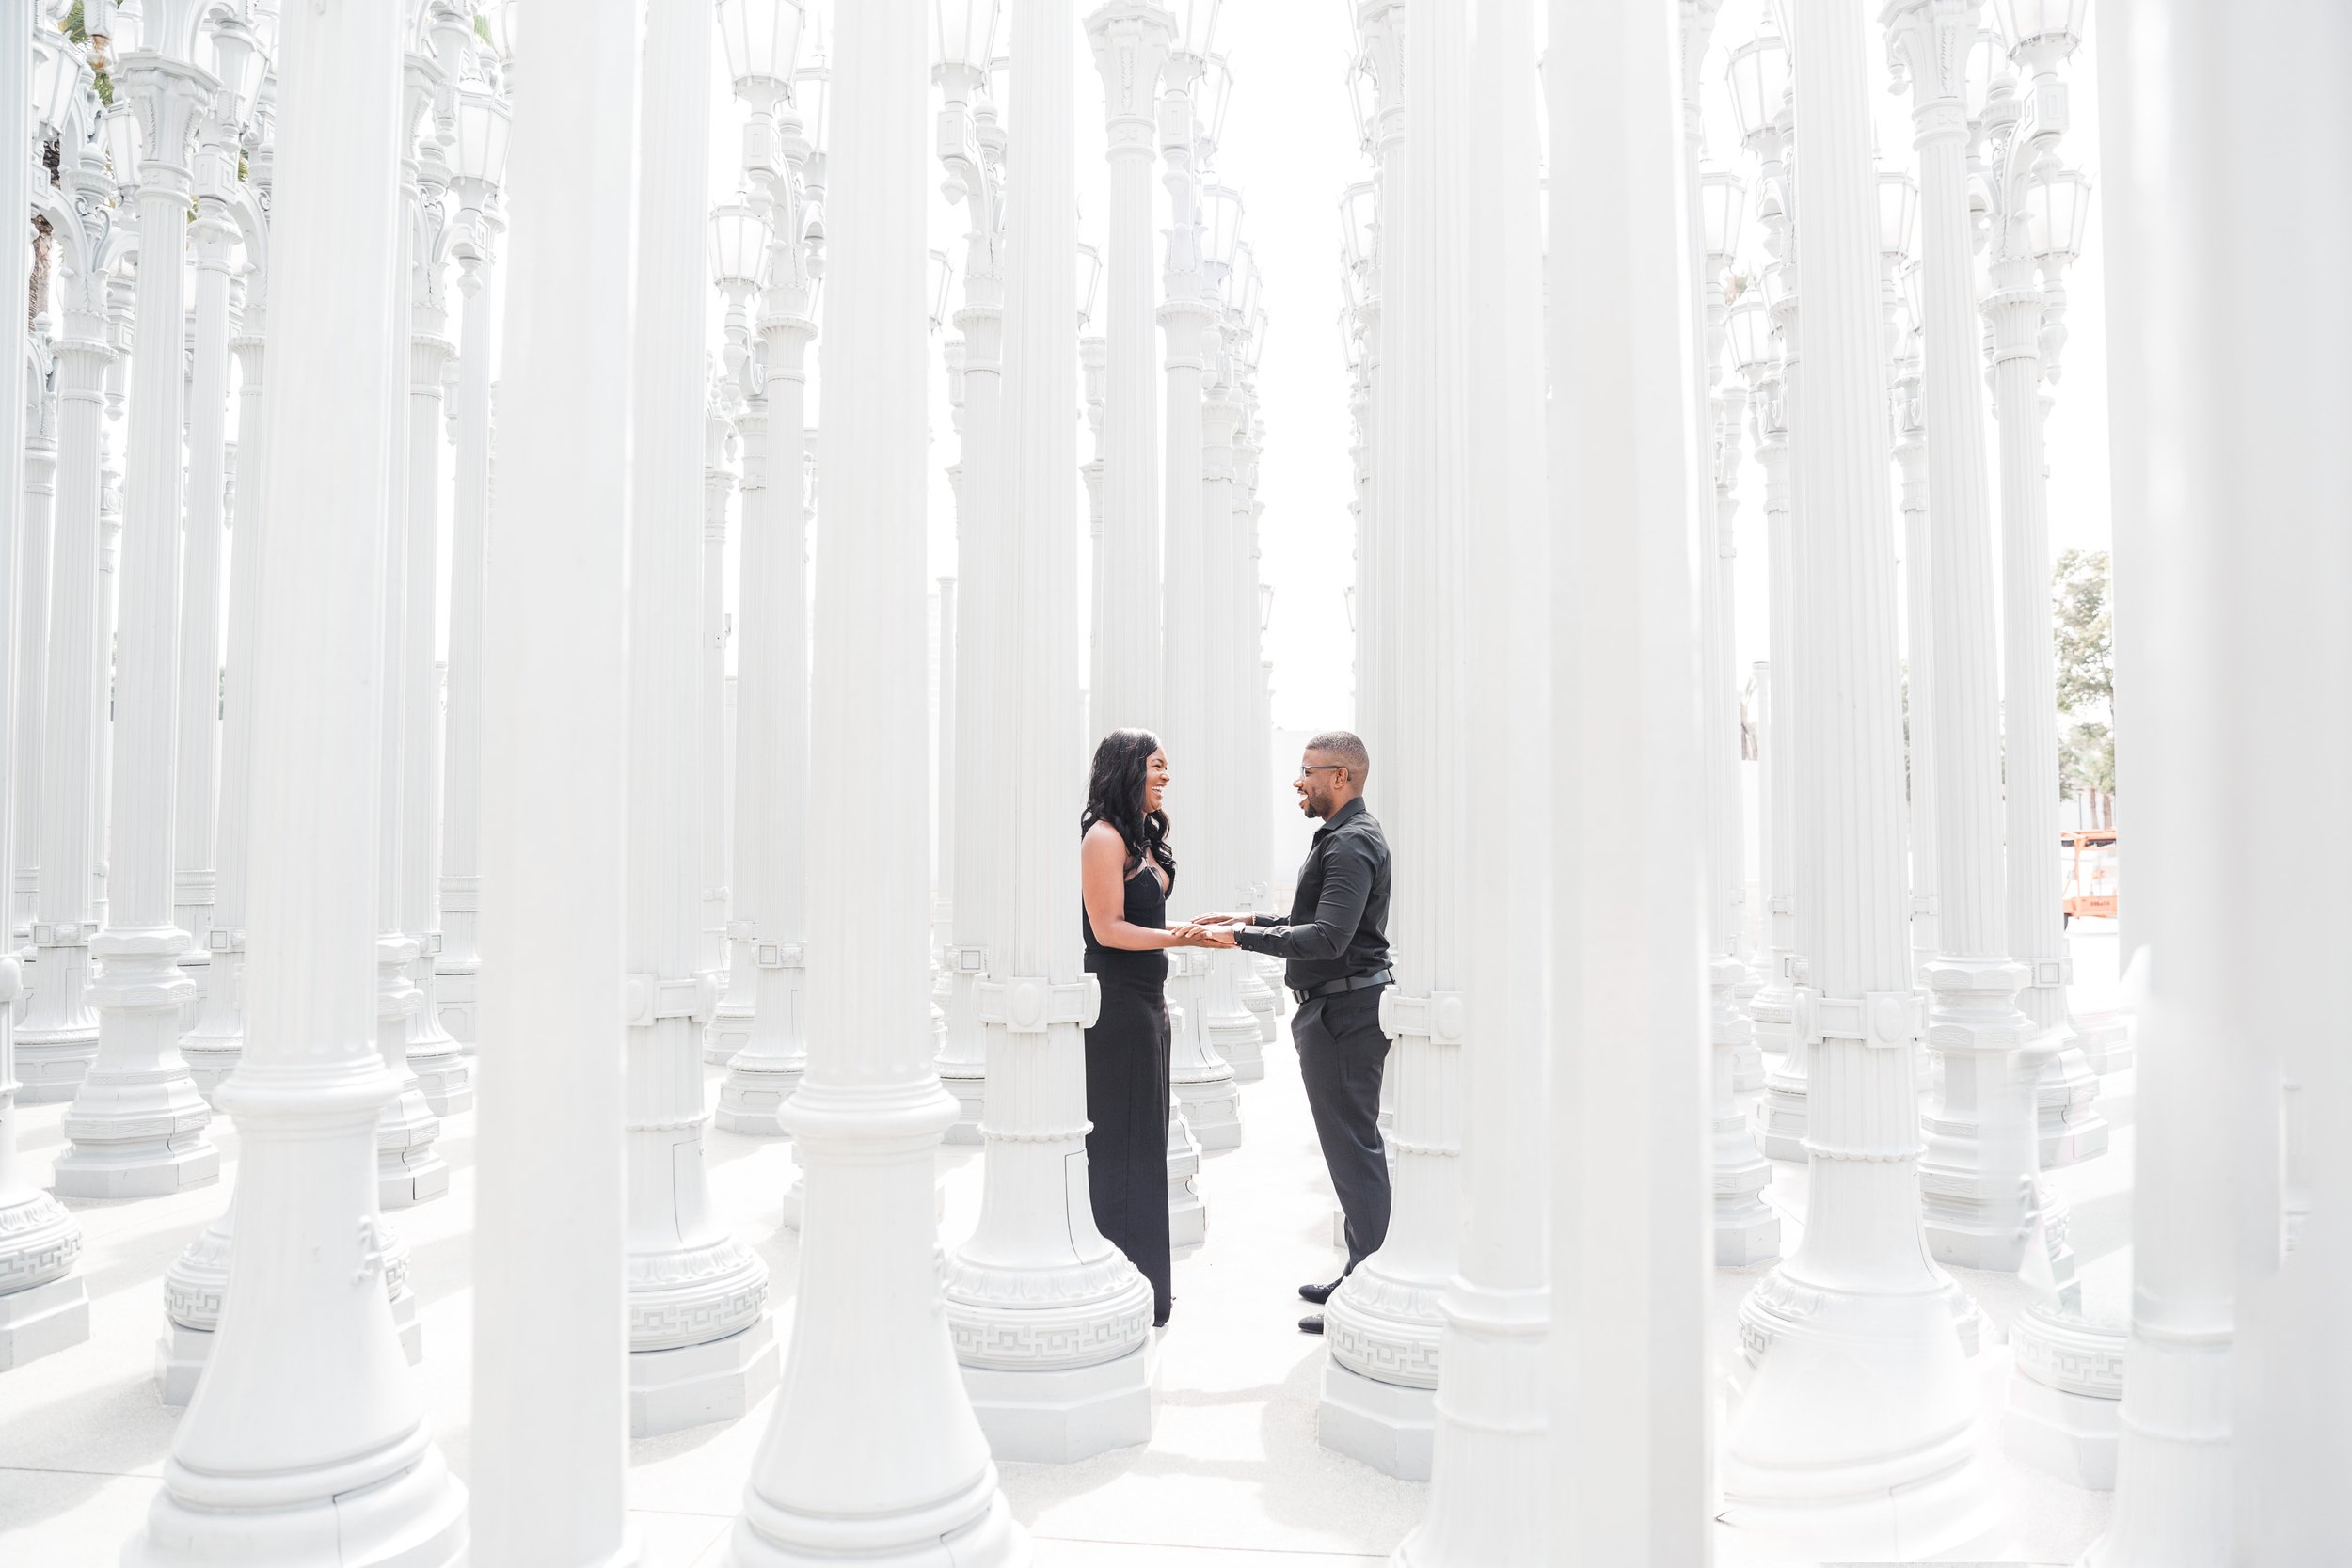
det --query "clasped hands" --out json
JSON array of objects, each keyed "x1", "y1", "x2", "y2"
[{"x1": 1168, "y1": 911, "x2": 1249, "y2": 948}]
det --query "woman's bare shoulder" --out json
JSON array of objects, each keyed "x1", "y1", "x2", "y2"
[{"x1": 1082, "y1": 821, "x2": 1127, "y2": 856}]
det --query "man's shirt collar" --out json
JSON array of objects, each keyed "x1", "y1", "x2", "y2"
[{"x1": 1316, "y1": 796, "x2": 1368, "y2": 837}]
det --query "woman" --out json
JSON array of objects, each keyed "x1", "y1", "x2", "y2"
[{"x1": 1080, "y1": 728, "x2": 1202, "y2": 1328}]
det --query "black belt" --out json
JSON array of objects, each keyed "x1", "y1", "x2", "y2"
[{"x1": 1293, "y1": 970, "x2": 1392, "y2": 1006}]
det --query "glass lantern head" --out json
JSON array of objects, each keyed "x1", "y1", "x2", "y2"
[
  {"x1": 1170, "y1": 0, "x2": 1223, "y2": 63},
  {"x1": 103, "y1": 102, "x2": 143, "y2": 189},
  {"x1": 453, "y1": 78, "x2": 512, "y2": 186},
  {"x1": 708, "y1": 200, "x2": 771, "y2": 288},
  {"x1": 1227, "y1": 240, "x2": 1260, "y2": 319},
  {"x1": 929, "y1": 246, "x2": 956, "y2": 331},
  {"x1": 1337, "y1": 250, "x2": 1359, "y2": 317},
  {"x1": 1259, "y1": 581, "x2": 1274, "y2": 631},
  {"x1": 1725, "y1": 295, "x2": 1772, "y2": 374},
  {"x1": 719, "y1": 0, "x2": 806, "y2": 95},
  {"x1": 1075, "y1": 239, "x2": 1104, "y2": 332},
  {"x1": 207, "y1": 14, "x2": 266, "y2": 128},
  {"x1": 1899, "y1": 256, "x2": 1923, "y2": 335},
  {"x1": 2025, "y1": 161, "x2": 2091, "y2": 263},
  {"x1": 793, "y1": 55, "x2": 832, "y2": 157},
  {"x1": 1343, "y1": 44, "x2": 1375, "y2": 153},
  {"x1": 1877, "y1": 167, "x2": 1919, "y2": 261},
  {"x1": 1699, "y1": 164, "x2": 1748, "y2": 261},
  {"x1": 1340, "y1": 180, "x2": 1378, "y2": 276},
  {"x1": 1725, "y1": 23, "x2": 1790, "y2": 147},
  {"x1": 1196, "y1": 52, "x2": 1233, "y2": 154},
  {"x1": 931, "y1": 0, "x2": 1000, "y2": 74},
  {"x1": 1200, "y1": 182, "x2": 1245, "y2": 278},
  {"x1": 1963, "y1": 25, "x2": 2003, "y2": 121},
  {"x1": 1246, "y1": 305, "x2": 1268, "y2": 374},
  {"x1": 1989, "y1": 0, "x2": 2086, "y2": 55},
  {"x1": 31, "y1": 31, "x2": 87, "y2": 137}
]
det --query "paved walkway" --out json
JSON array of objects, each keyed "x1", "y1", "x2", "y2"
[{"x1": 0, "y1": 938, "x2": 2127, "y2": 1564}]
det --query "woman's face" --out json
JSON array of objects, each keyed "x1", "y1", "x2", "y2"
[{"x1": 1144, "y1": 750, "x2": 1170, "y2": 815}]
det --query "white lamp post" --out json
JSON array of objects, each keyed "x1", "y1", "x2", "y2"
[
  {"x1": 932, "y1": 0, "x2": 1009, "y2": 1143},
  {"x1": 435, "y1": 70, "x2": 510, "y2": 1053},
  {"x1": 19, "y1": 50, "x2": 110, "y2": 1117},
  {"x1": 0, "y1": 9, "x2": 91, "y2": 1371},
  {"x1": 1723, "y1": 0, "x2": 1990, "y2": 1552},
  {"x1": 1083, "y1": 0, "x2": 1170, "y2": 744},
  {"x1": 125, "y1": 1, "x2": 467, "y2": 1555},
  {"x1": 619, "y1": 0, "x2": 772, "y2": 1437},
  {"x1": 940, "y1": 0, "x2": 1157, "y2": 1465},
  {"x1": 1319, "y1": 0, "x2": 1472, "y2": 1483},
  {"x1": 1726, "y1": 17, "x2": 1811, "y2": 1162},
  {"x1": 727, "y1": 0, "x2": 1024, "y2": 1558},
  {"x1": 717, "y1": 48, "x2": 822, "y2": 1135},
  {"x1": 1152, "y1": 0, "x2": 1242, "y2": 1152},
  {"x1": 54, "y1": 40, "x2": 222, "y2": 1201}
]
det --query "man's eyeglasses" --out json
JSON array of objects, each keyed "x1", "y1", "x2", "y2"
[{"x1": 1296, "y1": 765, "x2": 1345, "y2": 778}]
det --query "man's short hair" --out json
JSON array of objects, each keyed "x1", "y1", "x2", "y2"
[{"x1": 1305, "y1": 729, "x2": 1371, "y2": 783}]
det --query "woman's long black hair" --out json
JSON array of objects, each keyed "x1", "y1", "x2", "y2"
[{"x1": 1080, "y1": 728, "x2": 1175, "y2": 883}]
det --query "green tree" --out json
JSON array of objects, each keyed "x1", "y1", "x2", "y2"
[{"x1": 2054, "y1": 548, "x2": 2115, "y2": 825}]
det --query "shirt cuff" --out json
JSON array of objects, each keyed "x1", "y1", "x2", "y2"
[
  {"x1": 1250, "y1": 913, "x2": 1280, "y2": 927},
  {"x1": 1232, "y1": 927, "x2": 1275, "y2": 956}
]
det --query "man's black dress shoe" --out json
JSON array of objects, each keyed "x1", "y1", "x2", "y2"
[
  {"x1": 1299, "y1": 1277, "x2": 1343, "y2": 1306},
  {"x1": 1298, "y1": 1313, "x2": 1324, "y2": 1335}
]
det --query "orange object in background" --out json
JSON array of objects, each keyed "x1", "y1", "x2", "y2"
[{"x1": 2062, "y1": 828, "x2": 2118, "y2": 923}]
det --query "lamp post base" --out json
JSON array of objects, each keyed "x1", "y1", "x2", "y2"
[
  {"x1": 958, "y1": 1338, "x2": 1156, "y2": 1464},
  {"x1": 0, "y1": 1274, "x2": 90, "y2": 1370},
  {"x1": 629, "y1": 1318, "x2": 780, "y2": 1439},
  {"x1": 2005, "y1": 1304, "x2": 2123, "y2": 1491},
  {"x1": 1317, "y1": 1355, "x2": 1435, "y2": 1481}
]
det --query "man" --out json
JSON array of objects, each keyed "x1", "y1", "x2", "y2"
[{"x1": 1182, "y1": 730, "x2": 1392, "y2": 1335}]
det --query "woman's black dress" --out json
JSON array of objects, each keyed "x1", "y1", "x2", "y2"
[{"x1": 1084, "y1": 861, "x2": 1174, "y2": 1326}]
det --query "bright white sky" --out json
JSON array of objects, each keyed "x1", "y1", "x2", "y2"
[{"x1": 692, "y1": 0, "x2": 2116, "y2": 735}]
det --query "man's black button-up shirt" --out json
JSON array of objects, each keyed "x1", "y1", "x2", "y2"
[{"x1": 1232, "y1": 797, "x2": 1392, "y2": 992}]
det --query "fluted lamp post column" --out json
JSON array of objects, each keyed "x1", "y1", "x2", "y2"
[
  {"x1": 465, "y1": 0, "x2": 638, "y2": 1553},
  {"x1": 180, "y1": 160, "x2": 273, "y2": 1098},
  {"x1": 707, "y1": 0, "x2": 806, "y2": 1070},
  {"x1": 1223, "y1": 261, "x2": 1279, "y2": 1051},
  {"x1": 1693, "y1": 150, "x2": 1777, "y2": 1267},
  {"x1": 435, "y1": 71, "x2": 510, "y2": 1053},
  {"x1": 1152, "y1": 12, "x2": 1242, "y2": 1150},
  {"x1": 935, "y1": 0, "x2": 1007, "y2": 1144},
  {"x1": 1322, "y1": 0, "x2": 1470, "y2": 1483},
  {"x1": 18, "y1": 40, "x2": 110, "y2": 1111},
  {"x1": 621, "y1": 0, "x2": 773, "y2": 1437},
  {"x1": 1084, "y1": 0, "x2": 1171, "y2": 739},
  {"x1": 368, "y1": 55, "x2": 451, "y2": 1214},
  {"x1": 1722, "y1": 1, "x2": 1991, "y2": 1554},
  {"x1": 1726, "y1": 20, "x2": 1808, "y2": 1160},
  {"x1": 726, "y1": 0, "x2": 1023, "y2": 1558},
  {"x1": 123, "y1": 2, "x2": 469, "y2": 1557},
  {"x1": 168, "y1": 18, "x2": 256, "y2": 1021},
  {"x1": 1883, "y1": 0, "x2": 2042, "y2": 1280},
  {"x1": 398, "y1": 11, "x2": 471, "y2": 1117},
  {"x1": 942, "y1": 0, "x2": 1156, "y2": 1465},
  {"x1": 719, "y1": 26, "x2": 827, "y2": 1135},
  {"x1": 1393, "y1": 0, "x2": 1549, "y2": 1552},
  {"x1": 1981, "y1": 2, "x2": 2104, "y2": 1172},
  {"x1": 54, "y1": 42, "x2": 222, "y2": 1200},
  {"x1": 1193, "y1": 203, "x2": 1261, "y2": 1085},
  {"x1": 0, "y1": 23, "x2": 90, "y2": 1370}
]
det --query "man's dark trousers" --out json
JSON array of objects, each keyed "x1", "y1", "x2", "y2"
[{"x1": 1295, "y1": 983, "x2": 1391, "y2": 1273}]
